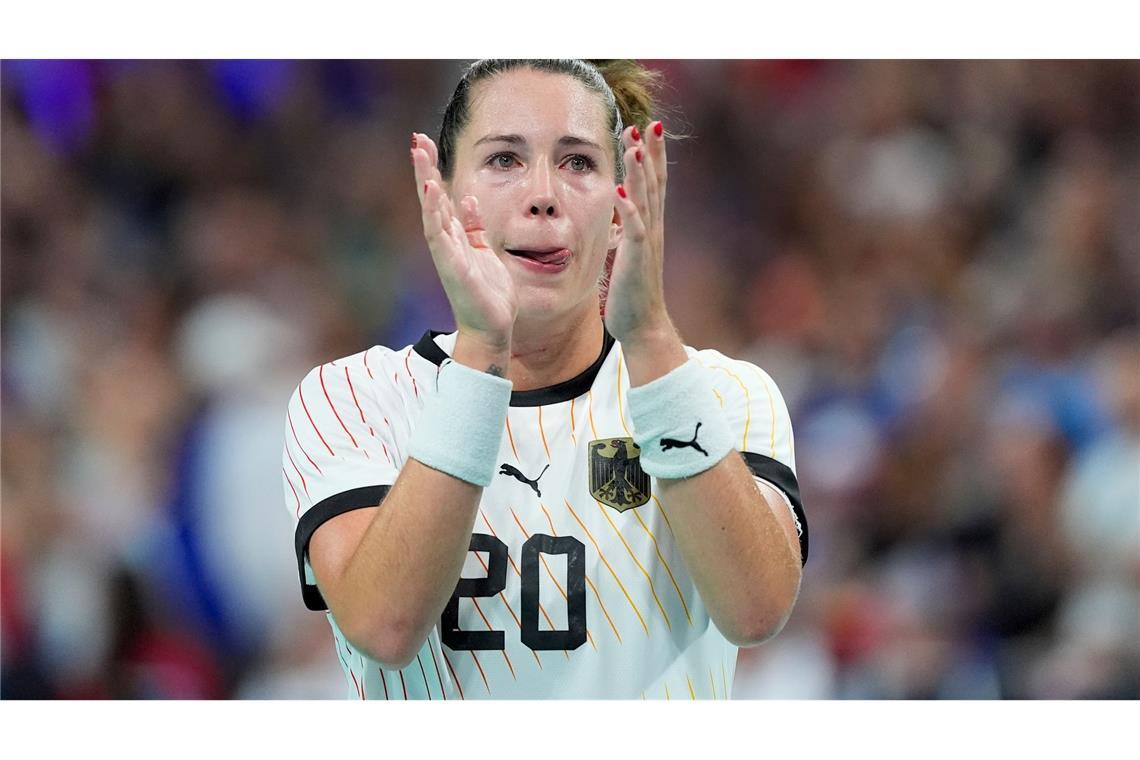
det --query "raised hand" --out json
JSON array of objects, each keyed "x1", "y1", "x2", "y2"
[
  {"x1": 606, "y1": 121, "x2": 672, "y2": 347},
  {"x1": 411, "y1": 133, "x2": 517, "y2": 350}
]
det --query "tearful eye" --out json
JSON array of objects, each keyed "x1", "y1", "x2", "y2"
[
  {"x1": 566, "y1": 155, "x2": 594, "y2": 172},
  {"x1": 489, "y1": 153, "x2": 517, "y2": 169}
]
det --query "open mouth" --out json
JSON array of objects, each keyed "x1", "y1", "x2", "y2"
[{"x1": 505, "y1": 248, "x2": 572, "y2": 268}]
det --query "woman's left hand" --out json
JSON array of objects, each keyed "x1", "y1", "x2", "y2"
[{"x1": 605, "y1": 120, "x2": 674, "y2": 348}]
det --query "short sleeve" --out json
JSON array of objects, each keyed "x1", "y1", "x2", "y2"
[
  {"x1": 281, "y1": 353, "x2": 403, "y2": 609},
  {"x1": 696, "y1": 351, "x2": 809, "y2": 565}
]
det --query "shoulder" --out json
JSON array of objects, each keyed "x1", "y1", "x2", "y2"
[{"x1": 683, "y1": 345, "x2": 785, "y2": 400}]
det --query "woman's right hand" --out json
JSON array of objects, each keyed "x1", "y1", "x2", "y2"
[{"x1": 411, "y1": 133, "x2": 517, "y2": 353}]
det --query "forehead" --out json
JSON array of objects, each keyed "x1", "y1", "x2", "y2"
[{"x1": 465, "y1": 68, "x2": 611, "y2": 143}]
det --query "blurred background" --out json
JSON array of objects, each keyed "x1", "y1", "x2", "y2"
[{"x1": 1, "y1": 59, "x2": 1137, "y2": 700}]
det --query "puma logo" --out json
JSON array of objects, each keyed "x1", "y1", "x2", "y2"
[
  {"x1": 660, "y1": 422, "x2": 708, "y2": 456},
  {"x1": 498, "y1": 463, "x2": 550, "y2": 497}
]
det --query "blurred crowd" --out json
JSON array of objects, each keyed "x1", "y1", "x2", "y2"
[{"x1": 2, "y1": 60, "x2": 1137, "y2": 699}]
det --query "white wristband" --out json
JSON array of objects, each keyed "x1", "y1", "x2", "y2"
[
  {"x1": 627, "y1": 358, "x2": 733, "y2": 479},
  {"x1": 408, "y1": 359, "x2": 512, "y2": 487}
]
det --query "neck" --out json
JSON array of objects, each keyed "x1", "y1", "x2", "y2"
[{"x1": 508, "y1": 297, "x2": 605, "y2": 392}]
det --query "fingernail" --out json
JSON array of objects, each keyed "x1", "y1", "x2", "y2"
[
  {"x1": 617, "y1": 185, "x2": 627, "y2": 199},
  {"x1": 654, "y1": 121, "x2": 664, "y2": 137},
  {"x1": 411, "y1": 133, "x2": 418, "y2": 149},
  {"x1": 423, "y1": 182, "x2": 429, "y2": 194},
  {"x1": 635, "y1": 149, "x2": 642, "y2": 163},
  {"x1": 631, "y1": 126, "x2": 641, "y2": 142}
]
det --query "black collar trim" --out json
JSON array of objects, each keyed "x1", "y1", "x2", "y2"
[{"x1": 412, "y1": 329, "x2": 616, "y2": 407}]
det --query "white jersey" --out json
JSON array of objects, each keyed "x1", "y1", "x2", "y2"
[{"x1": 282, "y1": 330, "x2": 807, "y2": 699}]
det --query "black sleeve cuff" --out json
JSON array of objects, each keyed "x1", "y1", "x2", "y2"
[
  {"x1": 741, "y1": 452, "x2": 809, "y2": 566},
  {"x1": 294, "y1": 485, "x2": 391, "y2": 611}
]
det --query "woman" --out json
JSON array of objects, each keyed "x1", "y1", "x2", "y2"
[{"x1": 283, "y1": 59, "x2": 807, "y2": 699}]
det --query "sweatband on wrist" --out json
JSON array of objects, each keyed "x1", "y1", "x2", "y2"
[
  {"x1": 408, "y1": 359, "x2": 512, "y2": 487},
  {"x1": 627, "y1": 358, "x2": 734, "y2": 480}
]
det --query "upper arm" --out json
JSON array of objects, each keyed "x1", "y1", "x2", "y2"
[
  {"x1": 699, "y1": 351, "x2": 809, "y2": 565},
  {"x1": 282, "y1": 353, "x2": 404, "y2": 610}
]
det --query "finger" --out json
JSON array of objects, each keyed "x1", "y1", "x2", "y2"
[
  {"x1": 419, "y1": 181, "x2": 449, "y2": 250},
  {"x1": 412, "y1": 148, "x2": 442, "y2": 205},
  {"x1": 614, "y1": 184, "x2": 648, "y2": 249},
  {"x1": 621, "y1": 144, "x2": 651, "y2": 220},
  {"x1": 648, "y1": 120, "x2": 668, "y2": 204},
  {"x1": 459, "y1": 195, "x2": 490, "y2": 251},
  {"x1": 414, "y1": 132, "x2": 440, "y2": 169}
]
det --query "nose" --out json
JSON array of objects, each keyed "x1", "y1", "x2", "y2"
[{"x1": 525, "y1": 159, "x2": 558, "y2": 218}]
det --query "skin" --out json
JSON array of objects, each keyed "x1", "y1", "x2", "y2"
[{"x1": 308, "y1": 68, "x2": 802, "y2": 668}]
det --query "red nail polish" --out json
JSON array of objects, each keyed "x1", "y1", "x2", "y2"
[
  {"x1": 654, "y1": 121, "x2": 663, "y2": 137},
  {"x1": 617, "y1": 185, "x2": 627, "y2": 199},
  {"x1": 423, "y1": 182, "x2": 429, "y2": 194},
  {"x1": 631, "y1": 126, "x2": 641, "y2": 142},
  {"x1": 411, "y1": 133, "x2": 418, "y2": 149},
  {"x1": 635, "y1": 149, "x2": 642, "y2": 163}
]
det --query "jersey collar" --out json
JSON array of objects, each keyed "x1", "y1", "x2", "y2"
[{"x1": 412, "y1": 329, "x2": 616, "y2": 407}]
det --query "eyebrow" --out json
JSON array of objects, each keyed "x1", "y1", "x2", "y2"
[{"x1": 473, "y1": 134, "x2": 605, "y2": 151}]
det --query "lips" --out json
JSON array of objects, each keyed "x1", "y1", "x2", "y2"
[{"x1": 505, "y1": 247, "x2": 572, "y2": 266}]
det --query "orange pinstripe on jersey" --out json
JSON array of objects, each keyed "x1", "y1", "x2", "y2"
[
  {"x1": 569, "y1": 397, "x2": 577, "y2": 443},
  {"x1": 440, "y1": 649, "x2": 465, "y2": 700},
  {"x1": 426, "y1": 644, "x2": 447, "y2": 699},
  {"x1": 592, "y1": 499, "x2": 672, "y2": 629},
  {"x1": 631, "y1": 509, "x2": 692, "y2": 625},
  {"x1": 481, "y1": 512, "x2": 570, "y2": 661},
  {"x1": 470, "y1": 597, "x2": 517, "y2": 680},
  {"x1": 504, "y1": 415, "x2": 522, "y2": 463},
  {"x1": 650, "y1": 495, "x2": 677, "y2": 541},
  {"x1": 469, "y1": 651, "x2": 491, "y2": 695},
  {"x1": 537, "y1": 406, "x2": 551, "y2": 460},
  {"x1": 471, "y1": 544, "x2": 544, "y2": 670},
  {"x1": 614, "y1": 349, "x2": 633, "y2": 437},
  {"x1": 564, "y1": 499, "x2": 649, "y2": 635},
  {"x1": 416, "y1": 654, "x2": 432, "y2": 699},
  {"x1": 539, "y1": 503, "x2": 621, "y2": 644},
  {"x1": 510, "y1": 507, "x2": 597, "y2": 652},
  {"x1": 686, "y1": 673, "x2": 696, "y2": 699}
]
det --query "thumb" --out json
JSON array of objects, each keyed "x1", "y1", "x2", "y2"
[{"x1": 459, "y1": 195, "x2": 490, "y2": 251}]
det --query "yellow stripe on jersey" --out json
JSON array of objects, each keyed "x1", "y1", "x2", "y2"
[
  {"x1": 650, "y1": 495, "x2": 677, "y2": 541},
  {"x1": 510, "y1": 507, "x2": 597, "y2": 652},
  {"x1": 587, "y1": 389, "x2": 599, "y2": 439},
  {"x1": 564, "y1": 499, "x2": 649, "y2": 636},
  {"x1": 631, "y1": 509, "x2": 692, "y2": 625},
  {"x1": 701, "y1": 361, "x2": 752, "y2": 451},
  {"x1": 709, "y1": 667, "x2": 717, "y2": 699},
  {"x1": 721, "y1": 660, "x2": 728, "y2": 698},
  {"x1": 483, "y1": 511, "x2": 570, "y2": 661},
  {"x1": 537, "y1": 406, "x2": 551, "y2": 461},
  {"x1": 664, "y1": 682, "x2": 671, "y2": 700},
  {"x1": 712, "y1": 388, "x2": 724, "y2": 408},
  {"x1": 686, "y1": 673, "x2": 696, "y2": 700},
  {"x1": 747, "y1": 364, "x2": 780, "y2": 458},
  {"x1": 540, "y1": 503, "x2": 621, "y2": 644},
  {"x1": 592, "y1": 498, "x2": 672, "y2": 630},
  {"x1": 569, "y1": 397, "x2": 577, "y2": 443},
  {"x1": 614, "y1": 348, "x2": 633, "y2": 437}
]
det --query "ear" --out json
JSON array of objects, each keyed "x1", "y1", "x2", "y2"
[{"x1": 607, "y1": 204, "x2": 623, "y2": 250}]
